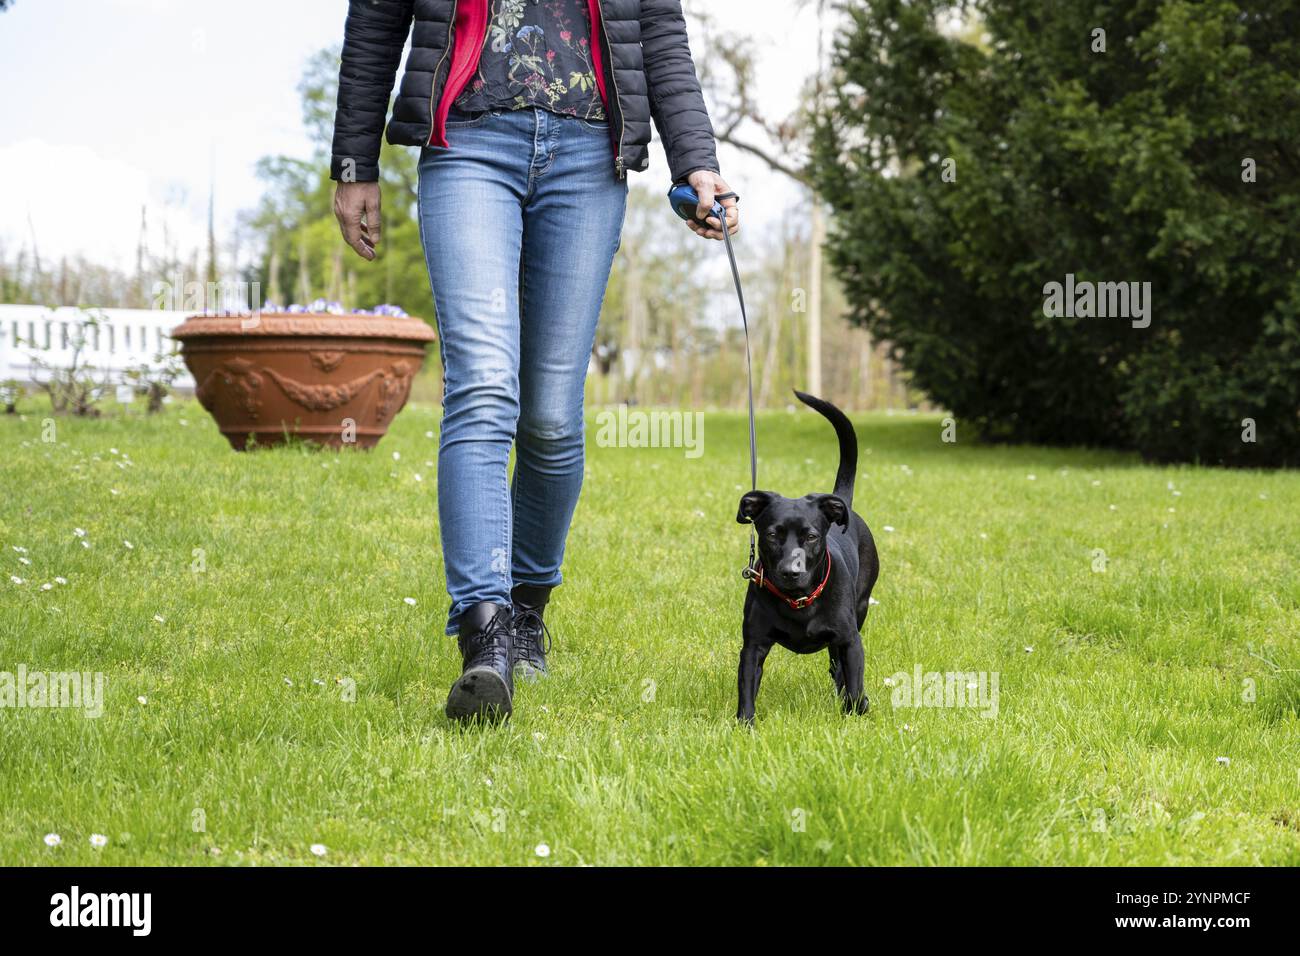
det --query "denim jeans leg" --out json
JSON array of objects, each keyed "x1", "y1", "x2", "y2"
[
  {"x1": 511, "y1": 114, "x2": 629, "y2": 589},
  {"x1": 417, "y1": 114, "x2": 531, "y2": 634}
]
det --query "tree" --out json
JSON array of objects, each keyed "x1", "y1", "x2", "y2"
[
  {"x1": 811, "y1": 0, "x2": 1300, "y2": 465},
  {"x1": 693, "y1": 0, "x2": 826, "y2": 395}
]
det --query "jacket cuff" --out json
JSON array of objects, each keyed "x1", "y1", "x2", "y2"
[
  {"x1": 330, "y1": 155, "x2": 380, "y2": 183},
  {"x1": 673, "y1": 164, "x2": 721, "y2": 184}
]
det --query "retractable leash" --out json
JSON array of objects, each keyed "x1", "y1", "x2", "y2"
[{"x1": 667, "y1": 183, "x2": 761, "y2": 580}]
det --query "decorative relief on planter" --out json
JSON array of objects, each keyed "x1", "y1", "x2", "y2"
[
  {"x1": 264, "y1": 365, "x2": 388, "y2": 412},
  {"x1": 309, "y1": 350, "x2": 347, "y2": 372},
  {"x1": 195, "y1": 358, "x2": 264, "y2": 420},
  {"x1": 376, "y1": 362, "x2": 414, "y2": 421},
  {"x1": 171, "y1": 313, "x2": 435, "y2": 450}
]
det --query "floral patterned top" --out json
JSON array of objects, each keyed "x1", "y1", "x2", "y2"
[{"x1": 453, "y1": 0, "x2": 606, "y2": 120}]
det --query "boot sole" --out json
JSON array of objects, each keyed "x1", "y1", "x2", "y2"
[{"x1": 445, "y1": 666, "x2": 513, "y2": 722}]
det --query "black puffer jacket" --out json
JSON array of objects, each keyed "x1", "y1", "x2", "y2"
[{"x1": 330, "y1": 0, "x2": 719, "y2": 183}]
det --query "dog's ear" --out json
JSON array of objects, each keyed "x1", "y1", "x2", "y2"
[
  {"x1": 736, "y1": 491, "x2": 775, "y2": 524},
  {"x1": 815, "y1": 494, "x2": 849, "y2": 530}
]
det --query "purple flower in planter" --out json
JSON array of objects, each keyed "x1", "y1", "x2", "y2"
[
  {"x1": 306, "y1": 298, "x2": 347, "y2": 315},
  {"x1": 261, "y1": 301, "x2": 410, "y2": 317}
]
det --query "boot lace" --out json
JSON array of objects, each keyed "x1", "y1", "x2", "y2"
[
  {"x1": 512, "y1": 607, "x2": 552, "y2": 667},
  {"x1": 464, "y1": 612, "x2": 511, "y2": 671}
]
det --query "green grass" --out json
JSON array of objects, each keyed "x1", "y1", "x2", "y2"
[{"x1": 1, "y1": 395, "x2": 1298, "y2": 866}]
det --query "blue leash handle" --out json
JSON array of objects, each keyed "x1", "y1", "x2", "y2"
[{"x1": 667, "y1": 182, "x2": 737, "y2": 229}]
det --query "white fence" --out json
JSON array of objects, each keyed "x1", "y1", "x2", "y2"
[{"x1": 0, "y1": 305, "x2": 195, "y2": 390}]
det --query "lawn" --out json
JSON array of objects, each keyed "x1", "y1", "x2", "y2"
[{"x1": 1, "y1": 395, "x2": 1298, "y2": 866}]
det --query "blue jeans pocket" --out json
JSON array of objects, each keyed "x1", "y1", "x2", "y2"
[{"x1": 445, "y1": 106, "x2": 495, "y2": 129}]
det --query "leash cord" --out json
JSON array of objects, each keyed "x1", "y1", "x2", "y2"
[{"x1": 712, "y1": 192, "x2": 759, "y2": 571}]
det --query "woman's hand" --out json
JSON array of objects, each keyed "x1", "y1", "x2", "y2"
[
  {"x1": 685, "y1": 170, "x2": 740, "y2": 240},
  {"x1": 335, "y1": 182, "x2": 383, "y2": 260}
]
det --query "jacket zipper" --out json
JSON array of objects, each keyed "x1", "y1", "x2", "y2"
[
  {"x1": 593, "y1": 1, "x2": 627, "y2": 179},
  {"x1": 428, "y1": 0, "x2": 459, "y2": 144}
]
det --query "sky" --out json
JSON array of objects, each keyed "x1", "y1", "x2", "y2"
[{"x1": 0, "y1": 0, "x2": 824, "y2": 275}]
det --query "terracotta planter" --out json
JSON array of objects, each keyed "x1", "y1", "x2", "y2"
[{"x1": 171, "y1": 312, "x2": 436, "y2": 450}]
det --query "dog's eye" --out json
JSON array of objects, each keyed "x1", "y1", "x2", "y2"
[{"x1": 804, "y1": 532, "x2": 820, "y2": 542}]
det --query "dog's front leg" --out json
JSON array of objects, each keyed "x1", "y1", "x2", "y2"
[
  {"x1": 736, "y1": 640, "x2": 771, "y2": 725},
  {"x1": 838, "y1": 635, "x2": 869, "y2": 715},
  {"x1": 827, "y1": 646, "x2": 846, "y2": 695}
]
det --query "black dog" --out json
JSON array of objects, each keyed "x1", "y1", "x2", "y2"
[{"x1": 735, "y1": 390, "x2": 879, "y2": 722}]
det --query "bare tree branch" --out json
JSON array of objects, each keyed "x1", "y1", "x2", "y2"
[{"x1": 714, "y1": 131, "x2": 811, "y2": 184}]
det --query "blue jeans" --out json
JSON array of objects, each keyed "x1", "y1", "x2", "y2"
[{"x1": 417, "y1": 106, "x2": 628, "y2": 635}]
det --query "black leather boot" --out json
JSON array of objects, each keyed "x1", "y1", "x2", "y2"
[
  {"x1": 510, "y1": 583, "x2": 553, "y2": 680},
  {"x1": 445, "y1": 602, "x2": 514, "y2": 721}
]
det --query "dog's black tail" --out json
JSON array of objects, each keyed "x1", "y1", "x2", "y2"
[{"x1": 793, "y1": 390, "x2": 858, "y2": 511}]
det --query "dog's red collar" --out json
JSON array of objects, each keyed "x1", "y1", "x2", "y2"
[{"x1": 747, "y1": 552, "x2": 832, "y2": 610}]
